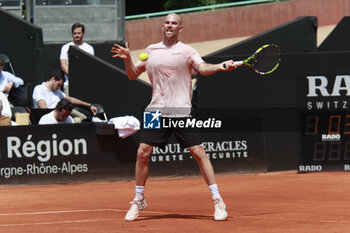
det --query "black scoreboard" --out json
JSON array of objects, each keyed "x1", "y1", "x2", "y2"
[
  {"x1": 300, "y1": 111, "x2": 350, "y2": 172},
  {"x1": 299, "y1": 73, "x2": 350, "y2": 172}
]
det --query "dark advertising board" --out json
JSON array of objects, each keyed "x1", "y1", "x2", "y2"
[
  {"x1": 147, "y1": 116, "x2": 267, "y2": 177},
  {"x1": 0, "y1": 124, "x2": 137, "y2": 184},
  {"x1": 0, "y1": 117, "x2": 266, "y2": 184}
]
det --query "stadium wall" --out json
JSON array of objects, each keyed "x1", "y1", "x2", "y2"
[
  {"x1": 125, "y1": 0, "x2": 350, "y2": 50},
  {"x1": 0, "y1": 8, "x2": 44, "y2": 86}
]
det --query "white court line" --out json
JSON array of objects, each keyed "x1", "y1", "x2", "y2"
[
  {"x1": 0, "y1": 209, "x2": 348, "y2": 227},
  {"x1": 0, "y1": 208, "x2": 167, "y2": 217},
  {"x1": 0, "y1": 209, "x2": 170, "y2": 228},
  {"x1": 0, "y1": 209, "x2": 123, "y2": 216},
  {"x1": 0, "y1": 218, "x2": 114, "y2": 227},
  {"x1": 232, "y1": 215, "x2": 350, "y2": 224}
]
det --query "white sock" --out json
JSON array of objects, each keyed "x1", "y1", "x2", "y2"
[
  {"x1": 208, "y1": 184, "x2": 222, "y2": 200},
  {"x1": 135, "y1": 185, "x2": 145, "y2": 201}
]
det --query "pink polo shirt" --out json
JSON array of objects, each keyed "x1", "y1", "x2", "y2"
[{"x1": 135, "y1": 41, "x2": 204, "y2": 117}]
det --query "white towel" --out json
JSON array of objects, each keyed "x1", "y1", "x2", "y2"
[{"x1": 108, "y1": 115, "x2": 140, "y2": 138}]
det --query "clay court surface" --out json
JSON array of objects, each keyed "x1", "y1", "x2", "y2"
[{"x1": 0, "y1": 171, "x2": 349, "y2": 233}]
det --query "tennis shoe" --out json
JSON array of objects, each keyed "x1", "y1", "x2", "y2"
[
  {"x1": 125, "y1": 199, "x2": 147, "y2": 221},
  {"x1": 213, "y1": 198, "x2": 227, "y2": 221}
]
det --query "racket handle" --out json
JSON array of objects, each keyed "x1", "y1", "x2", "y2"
[
  {"x1": 234, "y1": 61, "x2": 244, "y2": 67},
  {"x1": 223, "y1": 61, "x2": 244, "y2": 69}
]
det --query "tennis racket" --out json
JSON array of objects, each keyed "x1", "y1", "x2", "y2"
[{"x1": 224, "y1": 44, "x2": 282, "y2": 75}]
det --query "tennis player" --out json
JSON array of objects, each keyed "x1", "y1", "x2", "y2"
[{"x1": 111, "y1": 13, "x2": 236, "y2": 221}]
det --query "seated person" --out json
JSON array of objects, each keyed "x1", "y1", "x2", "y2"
[
  {"x1": 32, "y1": 70, "x2": 98, "y2": 122},
  {"x1": 0, "y1": 99, "x2": 11, "y2": 126},
  {"x1": 39, "y1": 98, "x2": 74, "y2": 125},
  {"x1": 0, "y1": 58, "x2": 24, "y2": 97},
  {"x1": 0, "y1": 91, "x2": 12, "y2": 118}
]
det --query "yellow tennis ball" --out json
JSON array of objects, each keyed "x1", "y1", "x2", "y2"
[{"x1": 139, "y1": 52, "x2": 148, "y2": 61}]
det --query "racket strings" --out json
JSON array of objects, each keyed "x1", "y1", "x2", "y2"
[{"x1": 251, "y1": 45, "x2": 281, "y2": 74}]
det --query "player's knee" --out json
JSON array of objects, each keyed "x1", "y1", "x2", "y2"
[
  {"x1": 188, "y1": 144, "x2": 203, "y2": 154},
  {"x1": 137, "y1": 149, "x2": 149, "y2": 161},
  {"x1": 189, "y1": 145, "x2": 207, "y2": 161},
  {"x1": 137, "y1": 144, "x2": 153, "y2": 161}
]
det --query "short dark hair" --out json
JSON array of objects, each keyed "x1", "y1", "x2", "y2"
[
  {"x1": 56, "y1": 98, "x2": 74, "y2": 112},
  {"x1": 48, "y1": 70, "x2": 65, "y2": 82},
  {"x1": 0, "y1": 59, "x2": 3, "y2": 68},
  {"x1": 71, "y1": 22, "x2": 85, "y2": 33}
]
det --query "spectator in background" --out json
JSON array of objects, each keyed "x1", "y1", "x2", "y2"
[
  {"x1": 60, "y1": 22, "x2": 94, "y2": 94},
  {"x1": 0, "y1": 58, "x2": 24, "y2": 97},
  {"x1": 39, "y1": 98, "x2": 74, "y2": 125},
  {"x1": 0, "y1": 99, "x2": 11, "y2": 126},
  {"x1": 0, "y1": 91, "x2": 12, "y2": 119},
  {"x1": 32, "y1": 70, "x2": 98, "y2": 122}
]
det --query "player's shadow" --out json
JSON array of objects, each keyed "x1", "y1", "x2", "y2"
[{"x1": 136, "y1": 213, "x2": 214, "y2": 221}]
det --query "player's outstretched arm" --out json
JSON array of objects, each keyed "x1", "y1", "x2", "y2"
[
  {"x1": 197, "y1": 60, "x2": 236, "y2": 76},
  {"x1": 111, "y1": 42, "x2": 142, "y2": 80}
]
